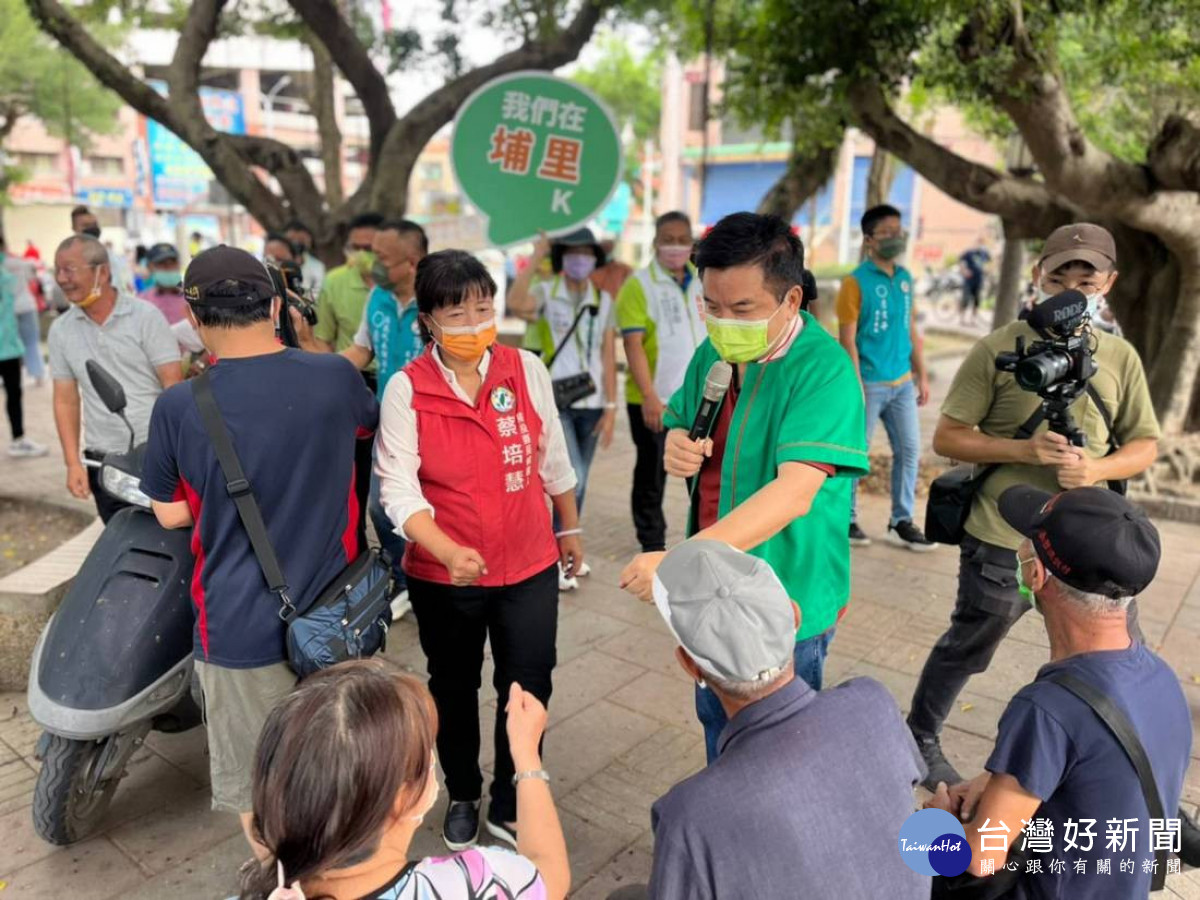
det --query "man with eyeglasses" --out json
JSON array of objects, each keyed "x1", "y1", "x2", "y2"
[
  {"x1": 837, "y1": 203, "x2": 936, "y2": 552},
  {"x1": 47, "y1": 235, "x2": 182, "y2": 521}
]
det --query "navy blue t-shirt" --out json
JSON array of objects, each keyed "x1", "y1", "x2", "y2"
[
  {"x1": 141, "y1": 349, "x2": 379, "y2": 668},
  {"x1": 960, "y1": 247, "x2": 991, "y2": 287},
  {"x1": 987, "y1": 642, "x2": 1191, "y2": 900}
]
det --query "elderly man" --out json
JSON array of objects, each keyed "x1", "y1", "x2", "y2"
[
  {"x1": 612, "y1": 540, "x2": 928, "y2": 900},
  {"x1": 48, "y1": 236, "x2": 182, "y2": 521},
  {"x1": 926, "y1": 485, "x2": 1191, "y2": 899}
]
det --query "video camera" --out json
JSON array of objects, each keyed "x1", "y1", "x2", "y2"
[
  {"x1": 265, "y1": 260, "x2": 318, "y2": 349},
  {"x1": 995, "y1": 289, "x2": 1097, "y2": 447}
]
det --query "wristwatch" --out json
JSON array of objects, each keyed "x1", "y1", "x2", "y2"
[{"x1": 512, "y1": 769, "x2": 551, "y2": 786}]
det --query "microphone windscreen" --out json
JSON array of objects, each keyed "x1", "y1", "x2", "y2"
[{"x1": 1028, "y1": 289, "x2": 1089, "y2": 335}]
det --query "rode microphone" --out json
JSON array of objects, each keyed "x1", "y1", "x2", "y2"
[
  {"x1": 1028, "y1": 289, "x2": 1089, "y2": 339},
  {"x1": 689, "y1": 361, "x2": 733, "y2": 441}
]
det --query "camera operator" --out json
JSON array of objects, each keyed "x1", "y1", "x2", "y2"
[{"x1": 908, "y1": 223, "x2": 1161, "y2": 789}]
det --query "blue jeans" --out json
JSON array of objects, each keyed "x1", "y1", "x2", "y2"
[
  {"x1": 558, "y1": 407, "x2": 603, "y2": 515},
  {"x1": 851, "y1": 379, "x2": 920, "y2": 527},
  {"x1": 695, "y1": 625, "x2": 836, "y2": 763},
  {"x1": 368, "y1": 471, "x2": 407, "y2": 590},
  {"x1": 16, "y1": 311, "x2": 44, "y2": 380}
]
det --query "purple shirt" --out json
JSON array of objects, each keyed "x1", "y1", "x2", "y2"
[
  {"x1": 139, "y1": 286, "x2": 189, "y2": 325},
  {"x1": 649, "y1": 677, "x2": 929, "y2": 899}
]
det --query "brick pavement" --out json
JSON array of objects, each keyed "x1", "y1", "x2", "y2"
[{"x1": 1, "y1": 366, "x2": 1199, "y2": 897}]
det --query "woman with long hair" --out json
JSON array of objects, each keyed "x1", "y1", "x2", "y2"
[{"x1": 241, "y1": 660, "x2": 569, "y2": 900}]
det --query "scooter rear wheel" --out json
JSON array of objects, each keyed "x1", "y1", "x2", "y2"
[{"x1": 32, "y1": 732, "x2": 138, "y2": 845}]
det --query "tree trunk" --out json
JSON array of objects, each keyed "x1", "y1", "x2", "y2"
[
  {"x1": 308, "y1": 35, "x2": 343, "y2": 210},
  {"x1": 992, "y1": 220, "x2": 1025, "y2": 329},
  {"x1": 756, "y1": 143, "x2": 837, "y2": 221},
  {"x1": 865, "y1": 145, "x2": 895, "y2": 209}
]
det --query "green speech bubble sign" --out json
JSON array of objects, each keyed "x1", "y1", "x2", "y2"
[{"x1": 451, "y1": 71, "x2": 623, "y2": 247}]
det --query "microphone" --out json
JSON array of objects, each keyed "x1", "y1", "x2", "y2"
[
  {"x1": 1028, "y1": 289, "x2": 1089, "y2": 338},
  {"x1": 689, "y1": 361, "x2": 733, "y2": 441}
]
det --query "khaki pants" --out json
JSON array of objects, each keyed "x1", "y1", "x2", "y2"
[{"x1": 194, "y1": 659, "x2": 297, "y2": 814}]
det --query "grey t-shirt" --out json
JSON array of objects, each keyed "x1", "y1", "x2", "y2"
[
  {"x1": 649, "y1": 677, "x2": 929, "y2": 900},
  {"x1": 48, "y1": 294, "x2": 179, "y2": 452}
]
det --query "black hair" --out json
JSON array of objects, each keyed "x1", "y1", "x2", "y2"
[
  {"x1": 861, "y1": 204, "x2": 902, "y2": 237},
  {"x1": 415, "y1": 250, "x2": 497, "y2": 343},
  {"x1": 380, "y1": 219, "x2": 429, "y2": 256},
  {"x1": 191, "y1": 297, "x2": 274, "y2": 329},
  {"x1": 70, "y1": 205, "x2": 92, "y2": 224},
  {"x1": 800, "y1": 269, "x2": 818, "y2": 311},
  {"x1": 550, "y1": 241, "x2": 606, "y2": 275},
  {"x1": 348, "y1": 212, "x2": 385, "y2": 232},
  {"x1": 283, "y1": 220, "x2": 313, "y2": 238},
  {"x1": 695, "y1": 212, "x2": 806, "y2": 299},
  {"x1": 655, "y1": 211, "x2": 692, "y2": 234},
  {"x1": 264, "y1": 232, "x2": 297, "y2": 258}
]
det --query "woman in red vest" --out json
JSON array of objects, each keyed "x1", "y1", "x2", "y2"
[{"x1": 375, "y1": 250, "x2": 582, "y2": 855}]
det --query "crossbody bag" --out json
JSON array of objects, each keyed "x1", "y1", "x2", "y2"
[
  {"x1": 191, "y1": 372, "x2": 392, "y2": 678},
  {"x1": 546, "y1": 300, "x2": 600, "y2": 410},
  {"x1": 932, "y1": 671, "x2": 1168, "y2": 898}
]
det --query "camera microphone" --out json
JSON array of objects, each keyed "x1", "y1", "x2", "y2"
[
  {"x1": 1028, "y1": 289, "x2": 1089, "y2": 338},
  {"x1": 689, "y1": 361, "x2": 733, "y2": 441}
]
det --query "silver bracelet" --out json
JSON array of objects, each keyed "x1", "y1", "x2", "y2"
[
  {"x1": 512, "y1": 769, "x2": 551, "y2": 786},
  {"x1": 604, "y1": 402, "x2": 617, "y2": 410},
  {"x1": 555, "y1": 527, "x2": 582, "y2": 538}
]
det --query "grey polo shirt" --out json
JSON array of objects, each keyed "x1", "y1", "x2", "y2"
[
  {"x1": 48, "y1": 293, "x2": 179, "y2": 453},
  {"x1": 649, "y1": 677, "x2": 930, "y2": 900}
]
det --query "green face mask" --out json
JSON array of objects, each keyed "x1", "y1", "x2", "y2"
[
  {"x1": 1016, "y1": 554, "x2": 1039, "y2": 610},
  {"x1": 705, "y1": 303, "x2": 788, "y2": 364},
  {"x1": 348, "y1": 250, "x2": 376, "y2": 278},
  {"x1": 875, "y1": 236, "x2": 907, "y2": 260},
  {"x1": 152, "y1": 269, "x2": 182, "y2": 289},
  {"x1": 370, "y1": 260, "x2": 395, "y2": 291}
]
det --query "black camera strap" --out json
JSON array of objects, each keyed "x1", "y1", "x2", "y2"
[
  {"x1": 1085, "y1": 382, "x2": 1120, "y2": 454},
  {"x1": 546, "y1": 296, "x2": 599, "y2": 372},
  {"x1": 972, "y1": 407, "x2": 1046, "y2": 489},
  {"x1": 191, "y1": 372, "x2": 296, "y2": 621}
]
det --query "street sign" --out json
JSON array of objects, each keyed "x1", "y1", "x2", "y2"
[{"x1": 451, "y1": 71, "x2": 622, "y2": 247}]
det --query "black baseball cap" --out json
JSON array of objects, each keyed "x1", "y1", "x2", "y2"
[
  {"x1": 998, "y1": 485, "x2": 1161, "y2": 598},
  {"x1": 184, "y1": 245, "x2": 276, "y2": 308},
  {"x1": 146, "y1": 242, "x2": 179, "y2": 265}
]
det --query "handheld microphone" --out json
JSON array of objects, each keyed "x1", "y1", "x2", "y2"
[
  {"x1": 1028, "y1": 289, "x2": 1089, "y2": 339},
  {"x1": 689, "y1": 361, "x2": 733, "y2": 441}
]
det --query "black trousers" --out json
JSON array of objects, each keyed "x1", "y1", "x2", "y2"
[
  {"x1": 908, "y1": 535, "x2": 1143, "y2": 738},
  {"x1": 627, "y1": 403, "x2": 668, "y2": 552},
  {"x1": 0, "y1": 357, "x2": 22, "y2": 440},
  {"x1": 354, "y1": 371, "x2": 377, "y2": 549},
  {"x1": 408, "y1": 563, "x2": 558, "y2": 823},
  {"x1": 84, "y1": 449, "x2": 132, "y2": 524}
]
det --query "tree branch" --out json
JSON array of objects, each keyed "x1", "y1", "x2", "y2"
[
  {"x1": 287, "y1": 0, "x2": 397, "y2": 163},
  {"x1": 364, "y1": 0, "x2": 615, "y2": 212},
  {"x1": 846, "y1": 79, "x2": 1076, "y2": 238},
  {"x1": 167, "y1": 0, "x2": 230, "y2": 101},
  {"x1": 757, "y1": 143, "x2": 837, "y2": 220},
  {"x1": 227, "y1": 134, "x2": 325, "y2": 226},
  {"x1": 1147, "y1": 115, "x2": 1200, "y2": 193}
]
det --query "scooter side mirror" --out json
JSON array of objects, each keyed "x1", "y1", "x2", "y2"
[{"x1": 85, "y1": 360, "x2": 127, "y2": 415}]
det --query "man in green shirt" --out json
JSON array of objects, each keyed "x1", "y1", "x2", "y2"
[
  {"x1": 619, "y1": 212, "x2": 869, "y2": 762},
  {"x1": 314, "y1": 212, "x2": 383, "y2": 385},
  {"x1": 909, "y1": 223, "x2": 1161, "y2": 790}
]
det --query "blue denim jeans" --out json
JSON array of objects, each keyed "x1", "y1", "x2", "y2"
[
  {"x1": 694, "y1": 625, "x2": 836, "y2": 763},
  {"x1": 368, "y1": 471, "x2": 407, "y2": 590},
  {"x1": 17, "y1": 311, "x2": 44, "y2": 380},
  {"x1": 851, "y1": 378, "x2": 920, "y2": 527},
  {"x1": 558, "y1": 407, "x2": 604, "y2": 515}
]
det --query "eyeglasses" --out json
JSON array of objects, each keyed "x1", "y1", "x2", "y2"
[{"x1": 53, "y1": 264, "x2": 98, "y2": 277}]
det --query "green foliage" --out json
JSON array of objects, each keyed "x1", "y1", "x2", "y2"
[{"x1": 0, "y1": 0, "x2": 122, "y2": 152}]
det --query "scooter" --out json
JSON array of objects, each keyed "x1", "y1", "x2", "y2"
[{"x1": 27, "y1": 361, "x2": 200, "y2": 845}]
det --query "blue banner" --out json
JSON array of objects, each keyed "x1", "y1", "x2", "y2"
[
  {"x1": 75, "y1": 187, "x2": 134, "y2": 208},
  {"x1": 146, "y1": 83, "x2": 245, "y2": 207}
]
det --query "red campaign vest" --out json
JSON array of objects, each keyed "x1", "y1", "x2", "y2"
[{"x1": 402, "y1": 344, "x2": 559, "y2": 587}]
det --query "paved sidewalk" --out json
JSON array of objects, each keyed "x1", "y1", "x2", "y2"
[{"x1": 1, "y1": 371, "x2": 1198, "y2": 897}]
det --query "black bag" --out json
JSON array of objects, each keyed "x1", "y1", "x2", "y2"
[
  {"x1": 925, "y1": 410, "x2": 1044, "y2": 546},
  {"x1": 931, "y1": 671, "x2": 1168, "y2": 898},
  {"x1": 546, "y1": 302, "x2": 599, "y2": 410},
  {"x1": 191, "y1": 373, "x2": 392, "y2": 678}
]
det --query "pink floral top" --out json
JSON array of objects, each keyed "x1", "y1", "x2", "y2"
[{"x1": 368, "y1": 847, "x2": 546, "y2": 899}]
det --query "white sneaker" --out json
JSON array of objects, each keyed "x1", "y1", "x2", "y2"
[
  {"x1": 8, "y1": 437, "x2": 48, "y2": 458},
  {"x1": 575, "y1": 561, "x2": 591, "y2": 577},
  {"x1": 558, "y1": 569, "x2": 578, "y2": 592},
  {"x1": 389, "y1": 589, "x2": 412, "y2": 622}
]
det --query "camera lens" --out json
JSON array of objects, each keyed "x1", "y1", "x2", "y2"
[{"x1": 1015, "y1": 351, "x2": 1071, "y2": 391}]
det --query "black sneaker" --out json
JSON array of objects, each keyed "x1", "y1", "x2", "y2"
[
  {"x1": 1179, "y1": 806, "x2": 1200, "y2": 867},
  {"x1": 485, "y1": 810, "x2": 517, "y2": 849},
  {"x1": 912, "y1": 732, "x2": 964, "y2": 793},
  {"x1": 443, "y1": 799, "x2": 480, "y2": 851},
  {"x1": 888, "y1": 520, "x2": 938, "y2": 553},
  {"x1": 849, "y1": 523, "x2": 872, "y2": 547}
]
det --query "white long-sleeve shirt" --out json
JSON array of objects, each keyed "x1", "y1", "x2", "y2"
[{"x1": 375, "y1": 346, "x2": 577, "y2": 540}]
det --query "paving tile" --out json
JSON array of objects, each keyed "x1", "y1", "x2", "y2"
[
  {"x1": 556, "y1": 807, "x2": 641, "y2": 888},
  {"x1": 556, "y1": 607, "x2": 638, "y2": 664},
  {"x1": 607, "y1": 671, "x2": 697, "y2": 731},
  {"x1": 0, "y1": 800, "x2": 60, "y2": 879},
  {"x1": 0, "y1": 757, "x2": 36, "y2": 818},
  {"x1": 105, "y1": 787, "x2": 241, "y2": 875},
  {"x1": 617, "y1": 726, "x2": 705, "y2": 791},
  {"x1": 549, "y1": 649, "x2": 646, "y2": 722},
  {"x1": 0, "y1": 837, "x2": 147, "y2": 899},
  {"x1": 596, "y1": 629, "x2": 688, "y2": 681},
  {"x1": 571, "y1": 845, "x2": 654, "y2": 900},
  {"x1": 543, "y1": 701, "x2": 660, "y2": 797},
  {"x1": 115, "y1": 832, "x2": 246, "y2": 900}
]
